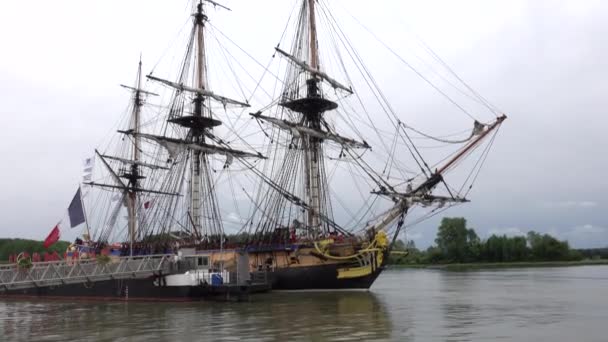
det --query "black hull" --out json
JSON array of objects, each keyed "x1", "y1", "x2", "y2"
[
  {"x1": 1, "y1": 277, "x2": 264, "y2": 302},
  {"x1": 1, "y1": 254, "x2": 385, "y2": 299},
  {"x1": 269, "y1": 263, "x2": 385, "y2": 290},
  {"x1": 1, "y1": 266, "x2": 381, "y2": 299}
]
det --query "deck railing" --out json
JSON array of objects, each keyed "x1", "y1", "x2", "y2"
[{"x1": 0, "y1": 254, "x2": 174, "y2": 291}]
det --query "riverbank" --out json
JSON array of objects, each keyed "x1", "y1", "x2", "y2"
[{"x1": 389, "y1": 259, "x2": 608, "y2": 271}]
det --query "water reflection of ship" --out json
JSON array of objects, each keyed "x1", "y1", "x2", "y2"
[
  {"x1": 240, "y1": 292, "x2": 393, "y2": 341},
  {"x1": 0, "y1": 294, "x2": 392, "y2": 341}
]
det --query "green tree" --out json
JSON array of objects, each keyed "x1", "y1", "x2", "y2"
[
  {"x1": 510, "y1": 236, "x2": 529, "y2": 261},
  {"x1": 435, "y1": 217, "x2": 479, "y2": 263},
  {"x1": 527, "y1": 231, "x2": 574, "y2": 261},
  {"x1": 482, "y1": 235, "x2": 530, "y2": 262},
  {"x1": 423, "y1": 246, "x2": 443, "y2": 264}
]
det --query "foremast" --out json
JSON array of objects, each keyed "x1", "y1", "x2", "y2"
[
  {"x1": 296, "y1": 0, "x2": 358, "y2": 236},
  {"x1": 246, "y1": 0, "x2": 505, "y2": 253},
  {"x1": 305, "y1": 0, "x2": 322, "y2": 234},
  {"x1": 249, "y1": 0, "x2": 365, "y2": 240},
  {"x1": 283, "y1": 0, "x2": 347, "y2": 236},
  {"x1": 191, "y1": 1, "x2": 208, "y2": 236}
]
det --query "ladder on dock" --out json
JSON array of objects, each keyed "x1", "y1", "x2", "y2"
[{"x1": 0, "y1": 254, "x2": 174, "y2": 291}]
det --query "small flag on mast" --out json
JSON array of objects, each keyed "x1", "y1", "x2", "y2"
[
  {"x1": 82, "y1": 156, "x2": 95, "y2": 186},
  {"x1": 68, "y1": 188, "x2": 86, "y2": 228},
  {"x1": 43, "y1": 224, "x2": 61, "y2": 249}
]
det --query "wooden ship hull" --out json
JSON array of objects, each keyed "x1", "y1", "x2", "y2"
[
  {"x1": 268, "y1": 262, "x2": 385, "y2": 290},
  {"x1": 247, "y1": 236, "x2": 390, "y2": 290}
]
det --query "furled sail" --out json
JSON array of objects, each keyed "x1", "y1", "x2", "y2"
[
  {"x1": 274, "y1": 47, "x2": 353, "y2": 94},
  {"x1": 124, "y1": 132, "x2": 266, "y2": 161},
  {"x1": 251, "y1": 112, "x2": 369, "y2": 149},
  {"x1": 101, "y1": 155, "x2": 170, "y2": 170},
  {"x1": 147, "y1": 75, "x2": 250, "y2": 107}
]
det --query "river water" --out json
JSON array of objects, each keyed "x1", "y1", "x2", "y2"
[{"x1": 1, "y1": 266, "x2": 607, "y2": 341}]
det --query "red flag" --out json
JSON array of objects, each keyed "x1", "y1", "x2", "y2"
[{"x1": 43, "y1": 225, "x2": 61, "y2": 249}]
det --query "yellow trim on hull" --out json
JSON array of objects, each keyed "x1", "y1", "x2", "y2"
[
  {"x1": 337, "y1": 265, "x2": 373, "y2": 279},
  {"x1": 312, "y1": 230, "x2": 388, "y2": 261}
]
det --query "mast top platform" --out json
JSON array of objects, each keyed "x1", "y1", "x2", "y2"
[
  {"x1": 280, "y1": 97, "x2": 338, "y2": 114},
  {"x1": 281, "y1": 78, "x2": 338, "y2": 114},
  {"x1": 169, "y1": 115, "x2": 222, "y2": 130}
]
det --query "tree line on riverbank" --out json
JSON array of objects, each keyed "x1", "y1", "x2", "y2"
[
  {"x1": 0, "y1": 239, "x2": 70, "y2": 262},
  {"x1": 390, "y1": 217, "x2": 606, "y2": 265},
  {"x1": 3, "y1": 220, "x2": 605, "y2": 266}
]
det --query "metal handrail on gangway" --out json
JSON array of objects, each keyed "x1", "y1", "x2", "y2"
[{"x1": 0, "y1": 254, "x2": 175, "y2": 291}]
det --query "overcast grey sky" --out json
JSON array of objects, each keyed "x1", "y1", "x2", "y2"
[{"x1": 0, "y1": 0, "x2": 606, "y2": 248}]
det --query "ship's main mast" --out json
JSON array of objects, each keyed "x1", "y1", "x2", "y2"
[
  {"x1": 138, "y1": 0, "x2": 264, "y2": 243},
  {"x1": 308, "y1": 0, "x2": 319, "y2": 70},
  {"x1": 86, "y1": 0, "x2": 265, "y2": 249},
  {"x1": 190, "y1": 1, "x2": 208, "y2": 235}
]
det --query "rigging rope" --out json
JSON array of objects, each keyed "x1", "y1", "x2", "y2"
[{"x1": 341, "y1": 6, "x2": 479, "y2": 122}]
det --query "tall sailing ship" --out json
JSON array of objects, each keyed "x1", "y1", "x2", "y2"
[
  {"x1": 8, "y1": 0, "x2": 506, "y2": 298},
  {"x1": 238, "y1": 0, "x2": 505, "y2": 289}
]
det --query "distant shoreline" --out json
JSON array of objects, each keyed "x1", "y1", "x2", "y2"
[{"x1": 388, "y1": 259, "x2": 608, "y2": 271}]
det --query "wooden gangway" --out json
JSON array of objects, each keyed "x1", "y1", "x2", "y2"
[{"x1": 0, "y1": 254, "x2": 174, "y2": 291}]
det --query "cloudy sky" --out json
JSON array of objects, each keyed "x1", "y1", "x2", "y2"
[{"x1": 0, "y1": 0, "x2": 606, "y2": 248}]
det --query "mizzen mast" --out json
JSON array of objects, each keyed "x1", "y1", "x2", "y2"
[
  {"x1": 121, "y1": 59, "x2": 155, "y2": 254},
  {"x1": 127, "y1": 59, "x2": 144, "y2": 252},
  {"x1": 90, "y1": 59, "x2": 161, "y2": 254}
]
